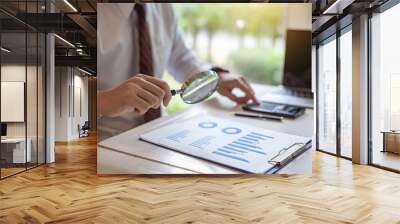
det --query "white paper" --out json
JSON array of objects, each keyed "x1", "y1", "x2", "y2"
[{"x1": 140, "y1": 115, "x2": 311, "y2": 173}]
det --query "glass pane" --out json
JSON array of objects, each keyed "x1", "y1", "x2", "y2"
[
  {"x1": 1, "y1": 31, "x2": 28, "y2": 177},
  {"x1": 27, "y1": 31, "x2": 38, "y2": 169},
  {"x1": 318, "y1": 37, "x2": 337, "y2": 154},
  {"x1": 38, "y1": 33, "x2": 46, "y2": 165},
  {"x1": 371, "y1": 4, "x2": 400, "y2": 171},
  {"x1": 340, "y1": 29, "x2": 352, "y2": 158}
]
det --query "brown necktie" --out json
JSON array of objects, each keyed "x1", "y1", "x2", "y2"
[{"x1": 135, "y1": 4, "x2": 161, "y2": 122}]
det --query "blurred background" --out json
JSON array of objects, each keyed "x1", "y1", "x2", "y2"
[{"x1": 165, "y1": 3, "x2": 311, "y2": 113}]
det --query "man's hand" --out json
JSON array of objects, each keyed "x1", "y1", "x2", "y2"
[
  {"x1": 217, "y1": 73, "x2": 260, "y2": 104},
  {"x1": 98, "y1": 74, "x2": 172, "y2": 117}
]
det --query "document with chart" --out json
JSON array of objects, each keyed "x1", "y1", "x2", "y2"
[{"x1": 139, "y1": 115, "x2": 312, "y2": 173}]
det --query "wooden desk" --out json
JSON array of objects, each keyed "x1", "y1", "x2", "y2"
[
  {"x1": 97, "y1": 84, "x2": 315, "y2": 174},
  {"x1": 381, "y1": 131, "x2": 400, "y2": 154}
]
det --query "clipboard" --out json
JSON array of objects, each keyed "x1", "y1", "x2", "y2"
[
  {"x1": 266, "y1": 141, "x2": 312, "y2": 174},
  {"x1": 139, "y1": 114, "x2": 312, "y2": 174}
]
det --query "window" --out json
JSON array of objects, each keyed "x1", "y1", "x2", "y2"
[
  {"x1": 370, "y1": 2, "x2": 400, "y2": 171},
  {"x1": 339, "y1": 28, "x2": 352, "y2": 158},
  {"x1": 316, "y1": 24, "x2": 353, "y2": 159},
  {"x1": 317, "y1": 36, "x2": 337, "y2": 155},
  {"x1": 0, "y1": 1, "x2": 47, "y2": 179}
]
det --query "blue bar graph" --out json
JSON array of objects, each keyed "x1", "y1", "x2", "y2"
[
  {"x1": 232, "y1": 141, "x2": 260, "y2": 149},
  {"x1": 212, "y1": 131, "x2": 272, "y2": 163},
  {"x1": 235, "y1": 138, "x2": 254, "y2": 145},
  {"x1": 250, "y1": 132, "x2": 274, "y2": 139},
  {"x1": 242, "y1": 136, "x2": 260, "y2": 142},
  {"x1": 227, "y1": 143, "x2": 265, "y2": 155},
  {"x1": 222, "y1": 146, "x2": 247, "y2": 153},
  {"x1": 217, "y1": 148, "x2": 236, "y2": 154},
  {"x1": 246, "y1": 134, "x2": 265, "y2": 140},
  {"x1": 213, "y1": 150, "x2": 249, "y2": 163}
]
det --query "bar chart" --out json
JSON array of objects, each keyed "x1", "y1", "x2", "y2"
[
  {"x1": 212, "y1": 132, "x2": 274, "y2": 163},
  {"x1": 140, "y1": 114, "x2": 311, "y2": 173}
]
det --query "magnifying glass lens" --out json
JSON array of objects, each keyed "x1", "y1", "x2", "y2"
[{"x1": 180, "y1": 70, "x2": 219, "y2": 104}]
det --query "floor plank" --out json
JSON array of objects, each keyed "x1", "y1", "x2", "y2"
[{"x1": 1, "y1": 135, "x2": 400, "y2": 224}]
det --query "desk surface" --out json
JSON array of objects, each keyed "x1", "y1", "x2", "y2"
[
  {"x1": 98, "y1": 84, "x2": 315, "y2": 174},
  {"x1": 1, "y1": 138, "x2": 27, "y2": 143}
]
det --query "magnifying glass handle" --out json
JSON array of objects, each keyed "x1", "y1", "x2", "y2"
[{"x1": 171, "y1": 89, "x2": 184, "y2": 96}]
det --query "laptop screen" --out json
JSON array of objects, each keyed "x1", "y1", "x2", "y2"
[{"x1": 282, "y1": 30, "x2": 312, "y2": 91}]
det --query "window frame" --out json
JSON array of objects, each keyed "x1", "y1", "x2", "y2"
[
  {"x1": 0, "y1": 0, "x2": 48, "y2": 180},
  {"x1": 367, "y1": 0, "x2": 400, "y2": 173},
  {"x1": 315, "y1": 21, "x2": 353, "y2": 160}
]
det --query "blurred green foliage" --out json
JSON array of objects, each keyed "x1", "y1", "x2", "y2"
[
  {"x1": 168, "y1": 3, "x2": 286, "y2": 114},
  {"x1": 175, "y1": 4, "x2": 285, "y2": 61},
  {"x1": 229, "y1": 48, "x2": 283, "y2": 85},
  {"x1": 175, "y1": 4, "x2": 284, "y2": 40}
]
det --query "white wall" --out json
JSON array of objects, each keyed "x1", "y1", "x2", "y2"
[
  {"x1": 55, "y1": 67, "x2": 70, "y2": 141},
  {"x1": 1, "y1": 65, "x2": 26, "y2": 140},
  {"x1": 55, "y1": 67, "x2": 89, "y2": 141},
  {"x1": 1, "y1": 65, "x2": 41, "y2": 138},
  {"x1": 71, "y1": 73, "x2": 89, "y2": 138},
  {"x1": 1, "y1": 64, "x2": 46, "y2": 164}
]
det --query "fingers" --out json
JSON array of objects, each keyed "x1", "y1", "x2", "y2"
[
  {"x1": 137, "y1": 87, "x2": 162, "y2": 109},
  {"x1": 125, "y1": 75, "x2": 172, "y2": 115},
  {"x1": 219, "y1": 88, "x2": 250, "y2": 104},
  {"x1": 132, "y1": 77, "x2": 164, "y2": 97},
  {"x1": 124, "y1": 82, "x2": 152, "y2": 115},
  {"x1": 218, "y1": 75, "x2": 259, "y2": 105},
  {"x1": 102, "y1": 74, "x2": 172, "y2": 117},
  {"x1": 236, "y1": 78, "x2": 259, "y2": 104},
  {"x1": 240, "y1": 77, "x2": 255, "y2": 95},
  {"x1": 134, "y1": 95, "x2": 152, "y2": 115},
  {"x1": 128, "y1": 77, "x2": 168, "y2": 108},
  {"x1": 137, "y1": 74, "x2": 172, "y2": 106}
]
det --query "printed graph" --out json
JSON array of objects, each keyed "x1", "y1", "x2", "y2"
[
  {"x1": 165, "y1": 121, "x2": 275, "y2": 164},
  {"x1": 198, "y1": 122, "x2": 218, "y2": 128},
  {"x1": 212, "y1": 132, "x2": 274, "y2": 163},
  {"x1": 140, "y1": 115, "x2": 311, "y2": 173}
]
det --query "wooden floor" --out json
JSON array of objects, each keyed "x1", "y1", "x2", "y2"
[
  {"x1": 1, "y1": 135, "x2": 400, "y2": 224},
  {"x1": 1, "y1": 167, "x2": 26, "y2": 178}
]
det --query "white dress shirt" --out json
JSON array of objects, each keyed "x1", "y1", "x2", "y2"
[{"x1": 97, "y1": 3, "x2": 209, "y2": 140}]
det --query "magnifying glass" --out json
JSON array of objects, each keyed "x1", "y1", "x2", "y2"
[{"x1": 170, "y1": 70, "x2": 220, "y2": 104}]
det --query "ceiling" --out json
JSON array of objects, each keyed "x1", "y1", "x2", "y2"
[
  {"x1": 311, "y1": 0, "x2": 390, "y2": 42},
  {"x1": 1, "y1": 0, "x2": 97, "y2": 74},
  {"x1": 0, "y1": 0, "x2": 393, "y2": 75}
]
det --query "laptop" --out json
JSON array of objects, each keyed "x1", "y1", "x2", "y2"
[{"x1": 260, "y1": 29, "x2": 314, "y2": 108}]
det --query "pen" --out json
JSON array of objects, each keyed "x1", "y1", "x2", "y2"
[{"x1": 234, "y1": 112, "x2": 283, "y2": 121}]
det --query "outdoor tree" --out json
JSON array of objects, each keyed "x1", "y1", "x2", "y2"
[
  {"x1": 263, "y1": 4, "x2": 284, "y2": 47},
  {"x1": 200, "y1": 4, "x2": 226, "y2": 62},
  {"x1": 177, "y1": 5, "x2": 204, "y2": 50},
  {"x1": 244, "y1": 4, "x2": 284, "y2": 47},
  {"x1": 176, "y1": 4, "x2": 227, "y2": 62}
]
